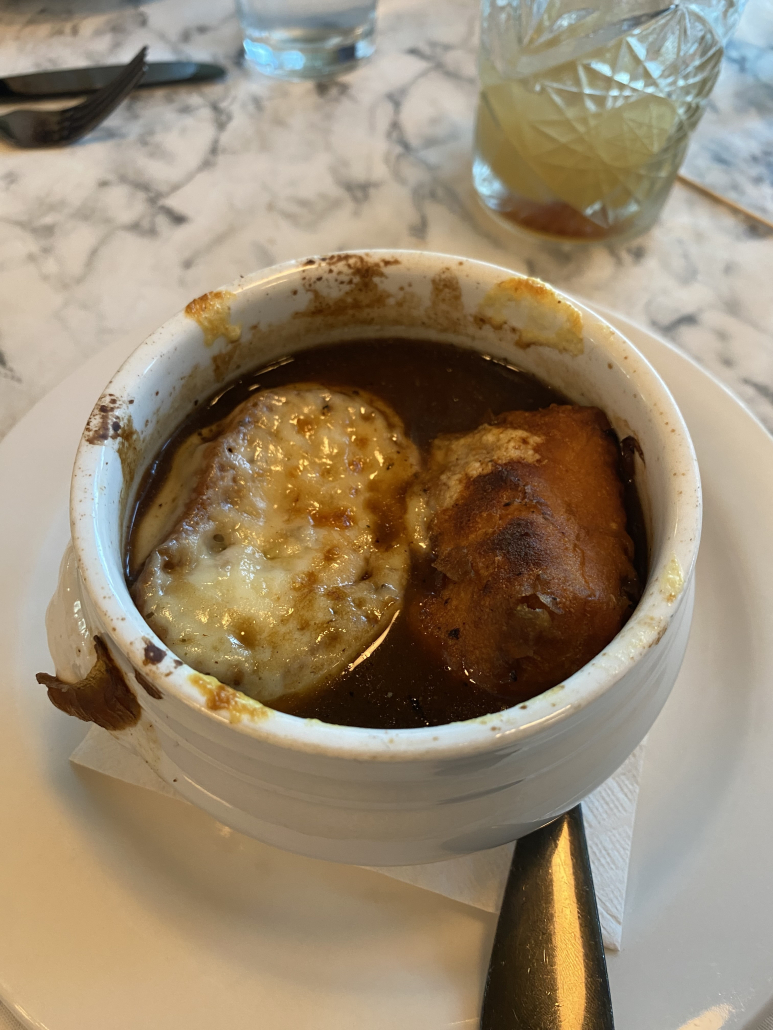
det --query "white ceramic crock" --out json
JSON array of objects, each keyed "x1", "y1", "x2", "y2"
[{"x1": 46, "y1": 250, "x2": 701, "y2": 866}]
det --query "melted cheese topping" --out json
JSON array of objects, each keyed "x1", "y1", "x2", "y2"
[
  {"x1": 133, "y1": 386, "x2": 419, "y2": 702},
  {"x1": 424, "y1": 424, "x2": 544, "y2": 510}
]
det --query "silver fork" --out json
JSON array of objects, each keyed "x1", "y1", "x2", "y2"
[{"x1": 0, "y1": 47, "x2": 147, "y2": 148}]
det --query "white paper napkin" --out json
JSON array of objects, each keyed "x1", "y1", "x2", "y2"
[{"x1": 71, "y1": 727, "x2": 646, "y2": 951}]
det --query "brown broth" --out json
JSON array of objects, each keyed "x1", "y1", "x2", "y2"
[{"x1": 127, "y1": 338, "x2": 646, "y2": 730}]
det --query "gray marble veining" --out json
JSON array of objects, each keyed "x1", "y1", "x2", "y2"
[
  {"x1": 0, "y1": 0, "x2": 771, "y2": 445},
  {"x1": 682, "y1": 0, "x2": 773, "y2": 224}
]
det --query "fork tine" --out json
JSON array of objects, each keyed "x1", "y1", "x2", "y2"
[
  {"x1": 62, "y1": 50, "x2": 146, "y2": 125},
  {"x1": 63, "y1": 47, "x2": 147, "y2": 129},
  {"x1": 56, "y1": 50, "x2": 146, "y2": 142},
  {"x1": 57, "y1": 65, "x2": 146, "y2": 142},
  {"x1": 1, "y1": 45, "x2": 148, "y2": 147}
]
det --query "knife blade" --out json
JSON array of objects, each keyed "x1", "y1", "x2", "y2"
[{"x1": 0, "y1": 61, "x2": 225, "y2": 101}]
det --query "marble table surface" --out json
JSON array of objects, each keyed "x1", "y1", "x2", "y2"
[
  {"x1": 1, "y1": 1, "x2": 772, "y2": 1028},
  {"x1": 0, "y1": 0, "x2": 772, "y2": 446}
]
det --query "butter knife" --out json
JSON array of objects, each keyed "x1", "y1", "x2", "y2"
[{"x1": 0, "y1": 61, "x2": 225, "y2": 100}]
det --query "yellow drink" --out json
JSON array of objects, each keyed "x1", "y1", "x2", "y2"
[{"x1": 473, "y1": 3, "x2": 733, "y2": 241}]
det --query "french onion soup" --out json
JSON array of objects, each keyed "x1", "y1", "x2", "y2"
[{"x1": 128, "y1": 339, "x2": 644, "y2": 729}]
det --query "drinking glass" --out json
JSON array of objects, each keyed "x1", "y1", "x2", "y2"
[
  {"x1": 236, "y1": 0, "x2": 377, "y2": 80},
  {"x1": 473, "y1": 0, "x2": 747, "y2": 242}
]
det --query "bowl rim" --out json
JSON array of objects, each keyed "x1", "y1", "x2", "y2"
[{"x1": 69, "y1": 249, "x2": 702, "y2": 761}]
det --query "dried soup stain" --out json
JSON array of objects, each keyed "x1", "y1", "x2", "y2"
[
  {"x1": 135, "y1": 669, "x2": 163, "y2": 699},
  {"x1": 428, "y1": 268, "x2": 466, "y2": 331},
  {"x1": 143, "y1": 639, "x2": 166, "y2": 665},
  {"x1": 185, "y1": 290, "x2": 242, "y2": 348},
  {"x1": 188, "y1": 671, "x2": 270, "y2": 723},
  {"x1": 85, "y1": 393, "x2": 122, "y2": 445},
  {"x1": 661, "y1": 555, "x2": 684, "y2": 603},
  {"x1": 648, "y1": 620, "x2": 668, "y2": 647},
  {"x1": 476, "y1": 277, "x2": 584, "y2": 355},
  {"x1": 116, "y1": 412, "x2": 141, "y2": 484},
  {"x1": 294, "y1": 254, "x2": 396, "y2": 323}
]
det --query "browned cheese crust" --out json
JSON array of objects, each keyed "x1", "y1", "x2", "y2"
[
  {"x1": 132, "y1": 385, "x2": 420, "y2": 702},
  {"x1": 408, "y1": 405, "x2": 639, "y2": 700}
]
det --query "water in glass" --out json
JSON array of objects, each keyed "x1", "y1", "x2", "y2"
[{"x1": 237, "y1": 0, "x2": 377, "y2": 80}]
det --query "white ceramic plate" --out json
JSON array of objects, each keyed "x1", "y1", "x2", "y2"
[{"x1": 1, "y1": 309, "x2": 772, "y2": 1030}]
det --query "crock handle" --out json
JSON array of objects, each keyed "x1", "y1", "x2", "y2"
[
  {"x1": 37, "y1": 543, "x2": 141, "y2": 730},
  {"x1": 37, "y1": 635, "x2": 141, "y2": 730}
]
